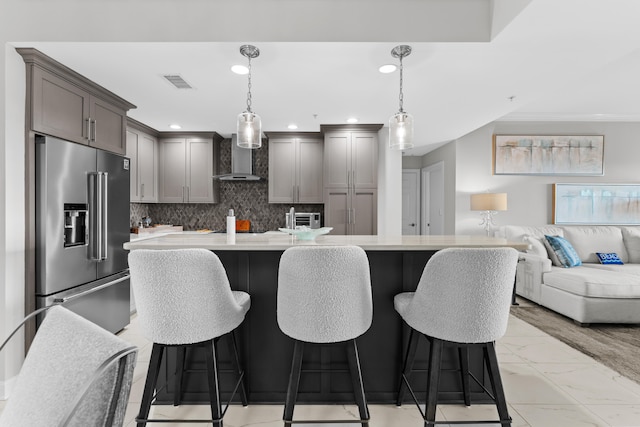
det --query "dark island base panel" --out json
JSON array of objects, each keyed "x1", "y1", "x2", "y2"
[{"x1": 154, "y1": 251, "x2": 493, "y2": 405}]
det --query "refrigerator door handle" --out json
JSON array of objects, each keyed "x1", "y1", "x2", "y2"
[
  {"x1": 52, "y1": 274, "x2": 130, "y2": 304},
  {"x1": 96, "y1": 172, "x2": 104, "y2": 261},
  {"x1": 89, "y1": 172, "x2": 100, "y2": 261},
  {"x1": 101, "y1": 172, "x2": 109, "y2": 261}
]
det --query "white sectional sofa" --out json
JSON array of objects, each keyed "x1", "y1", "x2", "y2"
[{"x1": 498, "y1": 225, "x2": 640, "y2": 325}]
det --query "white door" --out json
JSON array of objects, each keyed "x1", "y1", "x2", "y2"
[
  {"x1": 421, "y1": 162, "x2": 444, "y2": 235},
  {"x1": 402, "y1": 170, "x2": 420, "y2": 235}
]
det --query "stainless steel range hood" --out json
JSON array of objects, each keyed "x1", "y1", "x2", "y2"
[{"x1": 216, "y1": 134, "x2": 262, "y2": 181}]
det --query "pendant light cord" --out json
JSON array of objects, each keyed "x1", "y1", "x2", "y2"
[
  {"x1": 398, "y1": 55, "x2": 404, "y2": 114},
  {"x1": 246, "y1": 56, "x2": 253, "y2": 113}
]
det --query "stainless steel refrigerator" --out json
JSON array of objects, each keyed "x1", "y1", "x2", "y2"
[{"x1": 35, "y1": 135, "x2": 131, "y2": 333}]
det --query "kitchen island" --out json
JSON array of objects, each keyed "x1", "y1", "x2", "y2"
[{"x1": 124, "y1": 233, "x2": 527, "y2": 405}]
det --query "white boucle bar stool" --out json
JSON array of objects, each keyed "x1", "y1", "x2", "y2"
[
  {"x1": 277, "y1": 245, "x2": 373, "y2": 426},
  {"x1": 394, "y1": 247, "x2": 518, "y2": 427},
  {"x1": 128, "y1": 248, "x2": 251, "y2": 426}
]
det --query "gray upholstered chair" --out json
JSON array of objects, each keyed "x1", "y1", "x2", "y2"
[
  {"x1": 277, "y1": 245, "x2": 373, "y2": 426},
  {"x1": 128, "y1": 248, "x2": 250, "y2": 426},
  {"x1": 395, "y1": 247, "x2": 518, "y2": 427},
  {"x1": 0, "y1": 305, "x2": 137, "y2": 427}
]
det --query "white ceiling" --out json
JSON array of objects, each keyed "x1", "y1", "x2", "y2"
[{"x1": 10, "y1": 0, "x2": 640, "y2": 155}]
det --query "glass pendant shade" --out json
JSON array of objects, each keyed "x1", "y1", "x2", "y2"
[
  {"x1": 237, "y1": 111, "x2": 262, "y2": 149},
  {"x1": 389, "y1": 111, "x2": 414, "y2": 150}
]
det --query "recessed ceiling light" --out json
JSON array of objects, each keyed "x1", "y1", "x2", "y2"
[
  {"x1": 169, "y1": 124, "x2": 182, "y2": 130},
  {"x1": 288, "y1": 124, "x2": 298, "y2": 130},
  {"x1": 346, "y1": 118, "x2": 358, "y2": 124},
  {"x1": 379, "y1": 64, "x2": 397, "y2": 73},
  {"x1": 231, "y1": 65, "x2": 249, "y2": 75}
]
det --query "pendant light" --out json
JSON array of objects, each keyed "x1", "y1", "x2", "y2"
[
  {"x1": 236, "y1": 45, "x2": 262, "y2": 149},
  {"x1": 389, "y1": 45, "x2": 414, "y2": 150}
]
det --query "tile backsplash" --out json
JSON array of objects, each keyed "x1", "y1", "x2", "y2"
[{"x1": 130, "y1": 138, "x2": 324, "y2": 231}]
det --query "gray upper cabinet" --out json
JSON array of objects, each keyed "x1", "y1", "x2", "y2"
[
  {"x1": 268, "y1": 133, "x2": 323, "y2": 204},
  {"x1": 158, "y1": 133, "x2": 220, "y2": 203},
  {"x1": 126, "y1": 121, "x2": 158, "y2": 203},
  {"x1": 323, "y1": 126, "x2": 380, "y2": 235},
  {"x1": 323, "y1": 131, "x2": 378, "y2": 189},
  {"x1": 18, "y1": 48, "x2": 135, "y2": 155},
  {"x1": 31, "y1": 66, "x2": 90, "y2": 145}
]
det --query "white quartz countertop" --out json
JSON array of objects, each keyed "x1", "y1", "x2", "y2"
[{"x1": 124, "y1": 232, "x2": 529, "y2": 251}]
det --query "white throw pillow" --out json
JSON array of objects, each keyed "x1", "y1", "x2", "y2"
[{"x1": 523, "y1": 234, "x2": 548, "y2": 259}]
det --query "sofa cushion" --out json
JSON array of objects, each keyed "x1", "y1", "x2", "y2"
[
  {"x1": 544, "y1": 267, "x2": 640, "y2": 298},
  {"x1": 544, "y1": 235, "x2": 582, "y2": 267},
  {"x1": 621, "y1": 227, "x2": 640, "y2": 263},
  {"x1": 562, "y1": 226, "x2": 628, "y2": 264},
  {"x1": 582, "y1": 264, "x2": 640, "y2": 274}
]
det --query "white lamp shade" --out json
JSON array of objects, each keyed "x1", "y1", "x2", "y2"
[
  {"x1": 389, "y1": 112, "x2": 414, "y2": 150},
  {"x1": 237, "y1": 111, "x2": 262, "y2": 149},
  {"x1": 470, "y1": 193, "x2": 508, "y2": 211}
]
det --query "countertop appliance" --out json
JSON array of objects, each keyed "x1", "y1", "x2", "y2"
[
  {"x1": 35, "y1": 135, "x2": 130, "y2": 333},
  {"x1": 285, "y1": 212, "x2": 321, "y2": 229}
]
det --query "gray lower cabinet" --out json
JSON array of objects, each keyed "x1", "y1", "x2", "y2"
[
  {"x1": 158, "y1": 134, "x2": 220, "y2": 203},
  {"x1": 20, "y1": 49, "x2": 134, "y2": 155},
  {"x1": 324, "y1": 187, "x2": 377, "y2": 235},
  {"x1": 126, "y1": 123, "x2": 158, "y2": 202},
  {"x1": 268, "y1": 133, "x2": 323, "y2": 203},
  {"x1": 323, "y1": 127, "x2": 379, "y2": 234}
]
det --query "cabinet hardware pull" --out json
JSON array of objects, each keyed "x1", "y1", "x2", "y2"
[
  {"x1": 92, "y1": 119, "x2": 97, "y2": 143},
  {"x1": 86, "y1": 118, "x2": 91, "y2": 141},
  {"x1": 141, "y1": 183, "x2": 145, "y2": 198}
]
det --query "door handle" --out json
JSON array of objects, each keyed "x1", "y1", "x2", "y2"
[
  {"x1": 101, "y1": 172, "x2": 108, "y2": 261},
  {"x1": 86, "y1": 118, "x2": 92, "y2": 142},
  {"x1": 92, "y1": 119, "x2": 97, "y2": 143},
  {"x1": 53, "y1": 274, "x2": 130, "y2": 304}
]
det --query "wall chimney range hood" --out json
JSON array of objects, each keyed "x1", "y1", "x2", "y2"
[{"x1": 216, "y1": 134, "x2": 263, "y2": 181}]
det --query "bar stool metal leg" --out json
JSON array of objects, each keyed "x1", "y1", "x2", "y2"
[
  {"x1": 283, "y1": 340, "x2": 305, "y2": 424},
  {"x1": 204, "y1": 339, "x2": 223, "y2": 426},
  {"x1": 346, "y1": 339, "x2": 370, "y2": 426},
  {"x1": 484, "y1": 342, "x2": 512, "y2": 427},
  {"x1": 227, "y1": 331, "x2": 249, "y2": 406},
  {"x1": 424, "y1": 338, "x2": 443, "y2": 426},
  {"x1": 458, "y1": 346, "x2": 471, "y2": 406},
  {"x1": 397, "y1": 328, "x2": 419, "y2": 406},
  {"x1": 137, "y1": 343, "x2": 164, "y2": 427},
  {"x1": 174, "y1": 347, "x2": 186, "y2": 406}
]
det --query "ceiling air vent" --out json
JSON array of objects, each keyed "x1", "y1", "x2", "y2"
[{"x1": 162, "y1": 74, "x2": 193, "y2": 89}]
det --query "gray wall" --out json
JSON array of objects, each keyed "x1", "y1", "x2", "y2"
[{"x1": 455, "y1": 121, "x2": 640, "y2": 234}]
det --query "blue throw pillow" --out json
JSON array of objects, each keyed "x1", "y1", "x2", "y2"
[
  {"x1": 544, "y1": 235, "x2": 582, "y2": 268},
  {"x1": 596, "y1": 252, "x2": 624, "y2": 265}
]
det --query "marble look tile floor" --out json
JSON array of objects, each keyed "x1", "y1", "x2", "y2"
[
  {"x1": 2, "y1": 300, "x2": 640, "y2": 427},
  {"x1": 112, "y1": 301, "x2": 640, "y2": 427}
]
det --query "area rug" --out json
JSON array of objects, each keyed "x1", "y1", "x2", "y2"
[{"x1": 510, "y1": 304, "x2": 640, "y2": 385}]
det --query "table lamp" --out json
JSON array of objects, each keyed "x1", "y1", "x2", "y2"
[{"x1": 470, "y1": 193, "x2": 508, "y2": 236}]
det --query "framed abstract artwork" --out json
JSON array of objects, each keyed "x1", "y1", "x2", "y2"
[
  {"x1": 493, "y1": 135, "x2": 604, "y2": 175},
  {"x1": 553, "y1": 183, "x2": 640, "y2": 225}
]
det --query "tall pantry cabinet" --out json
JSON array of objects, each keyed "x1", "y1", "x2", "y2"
[{"x1": 323, "y1": 126, "x2": 380, "y2": 235}]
